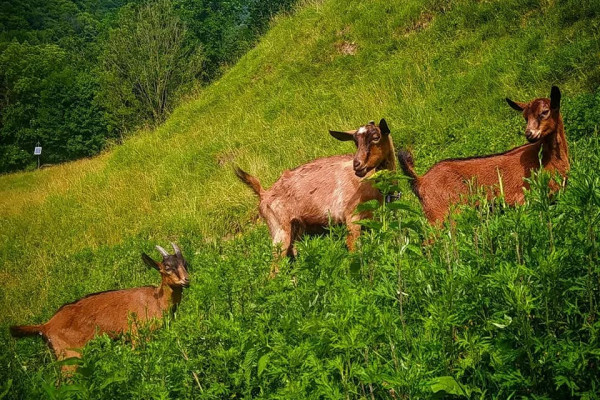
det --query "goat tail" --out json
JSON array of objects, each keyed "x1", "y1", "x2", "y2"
[
  {"x1": 397, "y1": 150, "x2": 421, "y2": 195},
  {"x1": 234, "y1": 166, "x2": 263, "y2": 197},
  {"x1": 10, "y1": 324, "x2": 44, "y2": 338}
]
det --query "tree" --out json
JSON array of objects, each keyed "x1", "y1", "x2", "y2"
[
  {"x1": 99, "y1": 0, "x2": 203, "y2": 133},
  {"x1": 0, "y1": 41, "x2": 112, "y2": 172}
]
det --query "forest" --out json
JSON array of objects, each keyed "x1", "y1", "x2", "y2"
[{"x1": 0, "y1": 0, "x2": 296, "y2": 173}]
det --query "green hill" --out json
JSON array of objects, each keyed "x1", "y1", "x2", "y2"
[{"x1": 1, "y1": 0, "x2": 600, "y2": 398}]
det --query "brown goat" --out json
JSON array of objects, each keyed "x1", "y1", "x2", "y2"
[
  {"x1": 10, "y1": 243, "x2": 189, "y2": 369},
  {"x1": 398, "y1": 86, "x2": 569, "y2": 224},
  {"x1": 235, "y1": 119, "x2": 396, "y2": 272}
]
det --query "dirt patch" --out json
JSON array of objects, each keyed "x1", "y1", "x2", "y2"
[
  {"x1": 335, "y1": 41, "x2": 358, "y2": 55},
  {"x1": 402, "y1": 12, "x2": 434, "y2": 36}
]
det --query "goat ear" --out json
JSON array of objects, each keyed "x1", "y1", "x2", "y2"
[
  {"x1": 142, "y1": 253, "x2": 160, "y2": 271},
  {"x1": 378, "y1": 119, "x2": 390, "y2": 135},
  {"x1": 329, "y1": 130, "x2": 355, "y2": 141},
  {"x1": 550, "y1": 86, "x2": 561, "y2": 111},
  {"x1": 506, "y1": 98, "x2": 527, "y2": 112}
]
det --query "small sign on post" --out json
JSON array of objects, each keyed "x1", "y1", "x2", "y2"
[{"x1": 34, "y1": 143, "x2": 42, "y2": 169}]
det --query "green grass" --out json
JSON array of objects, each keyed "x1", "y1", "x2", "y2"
[{"x1": 1, "y1": 0, "x2": 600, "y2": 398}]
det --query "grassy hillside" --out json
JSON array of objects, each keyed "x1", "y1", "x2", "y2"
[{"x1": 1, "y1": 0, "x2": 600, "y2": 398}]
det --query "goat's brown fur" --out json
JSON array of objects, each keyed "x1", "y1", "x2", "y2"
[
  {"x1": 235, "y1": 119, "x2": 396, "y2": 274},
  {"x1": 398, "y1": 86, "x2": 569, "y2": 224},
  {"x1": 10, "y1": 244, "x2": 189, "y2": 370}
]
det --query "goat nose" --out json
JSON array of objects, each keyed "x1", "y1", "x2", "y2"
[{"x1": 353, "y1": 159, "x2": 361, "y2": 169}]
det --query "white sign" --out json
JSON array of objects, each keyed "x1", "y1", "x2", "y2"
[{"x1": 34, "y1": 147, "x2": 42, "y2": 155}]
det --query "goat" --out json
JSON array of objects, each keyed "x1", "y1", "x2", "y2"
[
  {"x1": 234, "y1": 119, "x2": 396, "y2": 273},
  {"x1": 397, "y1": 86, "x2": 569, "y2": 225},
  {"x1": 10, "y1": 243, "x2": 190, "y2": 370}
]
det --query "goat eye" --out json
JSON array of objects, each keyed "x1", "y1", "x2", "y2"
[{"x1": 372, "y1": 135, "x2": 381, "y2": 142}]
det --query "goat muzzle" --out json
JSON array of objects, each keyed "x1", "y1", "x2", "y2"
[
  {"x1": 355, "y1": 168, "x2": 369, "y2": 177},
  {"x1": 526, "y1": 129, "x2": 541, "y2": 143}
]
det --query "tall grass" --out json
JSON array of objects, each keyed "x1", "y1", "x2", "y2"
[{"x1": 1, "y1": 0, "x2": 600, "y2": 398}]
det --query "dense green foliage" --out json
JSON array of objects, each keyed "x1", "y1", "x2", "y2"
[
  {"x1": 99, "y1": 0, "x2": 204, "y2": 129},
  {"x1": 0, "y1": 0, "x2": 125, "y2": 172},
  {"x1": 1, "y1": 3, "x2": 110, "y2": 172},
  {"x1": 1, "y1": 0, "x2": 600, "y2": 398},
  {"x1": 0, "y1": 0, "x2": 297, "y2": 173}
]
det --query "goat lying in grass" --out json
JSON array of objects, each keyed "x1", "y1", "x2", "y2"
[
  {"x1": 10, "y1": 243, "x2": 189, "y2": 371},
  {"x1": 235, "y1": 119, "x2": 396, "y2": 274},
  {"x1": 398, "y1": 86, "x2": 569, "y2": 224}
]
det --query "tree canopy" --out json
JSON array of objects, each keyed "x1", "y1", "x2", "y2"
[{"x1": 0, "y1": 0, "x2": 297, "y2": 173}]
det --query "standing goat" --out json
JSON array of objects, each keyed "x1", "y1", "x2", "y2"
[
  {"x1": 10, "y1": 243, "x2": 189, "y2": 369},
  {"x1": 398, "y1": 86, "x2": 569, "y2": 224},
  {"x1": 235, "y1": 119, "x2": 396, "y2": 271}
]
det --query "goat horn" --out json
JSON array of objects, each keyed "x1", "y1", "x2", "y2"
[
  {"x1": 171, "y1": 242, "x2": 183, "y2": 262},
  {"x1": 155, "y1": 245, "x2": 169, "y2": 258}
]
